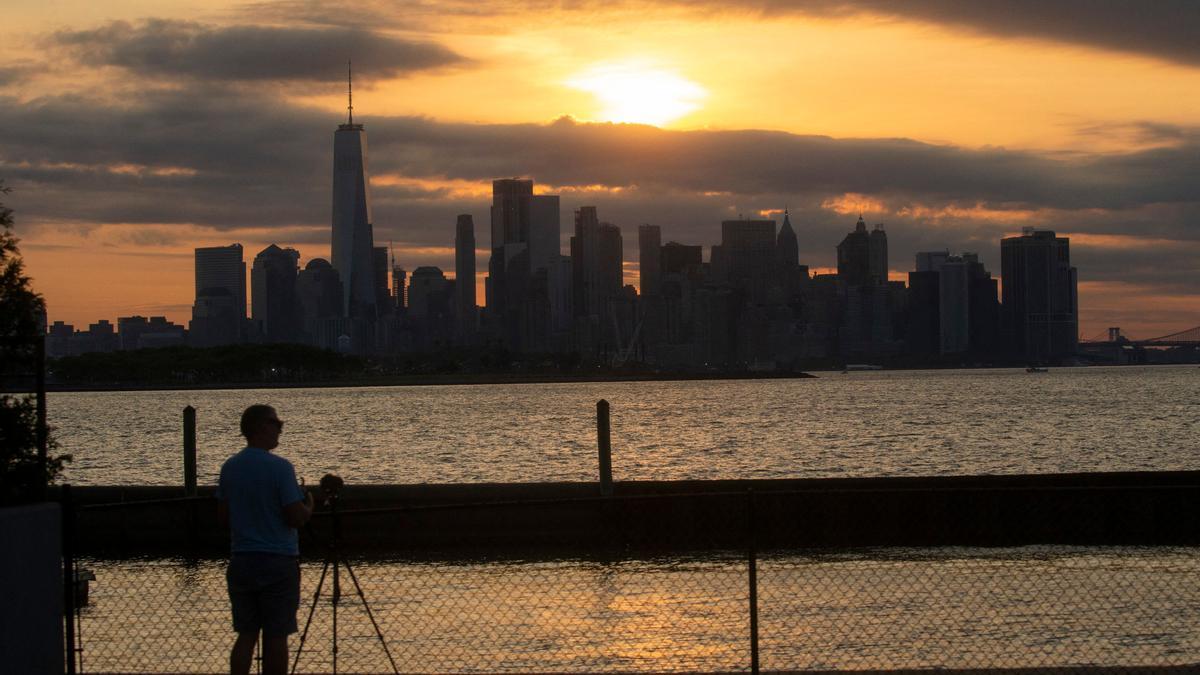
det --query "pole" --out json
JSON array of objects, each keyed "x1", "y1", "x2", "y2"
[
  {"x1": 596, "y1": 400, "x2": 613, "y2": 497},
  {"x1": 62, "y1": 484, "x2": 77, "y2": 675},
  {"x1": 36, "y1": 338, "x2": 48, "y2": 501},
  {"x1": 747, "y1": 489, "x2": 759, "y2": 675},
  {"x1": 183, "y1": 406, "x2": 196, "y2": 496}
]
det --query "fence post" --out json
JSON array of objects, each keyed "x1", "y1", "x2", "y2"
[
  {"x1": 747, "y1": 488, "x2": 760, "y2": 675},
  {"x1": 36, "y1": 338, "x2": 48, "y2": 502},
  {"x1": 183, "y1": 406, "x2": 197, "y2": 497},
  {"x1": 596, "y1": 400, "x2": 613, "y2": 497},
  {"x1": 61, "y1": 484, "x2": 77, "y2": 675}
]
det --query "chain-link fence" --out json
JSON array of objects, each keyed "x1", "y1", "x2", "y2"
[{"x1": 63, "y1": 485, "x2": 1200, "y2": 673}]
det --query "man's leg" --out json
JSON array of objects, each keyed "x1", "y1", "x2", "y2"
[
  {"x1": 262, "y1": 635, "x2": 289, "y2": 675},
  {"x1": 230, "y1": 631, "x2": 258, "y2": 675}
]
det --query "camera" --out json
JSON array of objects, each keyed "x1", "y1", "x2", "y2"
[{"x1": 319, "y1": 473, "x2": 345, "y2": 501}]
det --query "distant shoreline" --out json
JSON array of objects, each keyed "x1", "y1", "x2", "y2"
[{"x1": 38, "y1": 370, "x2": 819, "y2": 393}]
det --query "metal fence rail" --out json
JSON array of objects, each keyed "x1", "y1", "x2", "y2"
[{"x1": 63, "y1": 488, "x2": 1200, "y2": 674}]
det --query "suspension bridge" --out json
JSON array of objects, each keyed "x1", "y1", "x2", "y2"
[
  {"x1": 1080, "y1": 325, "x2": 1200, "y2": 348},
  {"x1": 1078, "y1": 324, "x2": 1200, "y2": 364}
]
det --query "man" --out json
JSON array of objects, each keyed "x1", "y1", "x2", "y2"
[{"x1": 217, "y1": 404, "x2": 314, "y2": 675}]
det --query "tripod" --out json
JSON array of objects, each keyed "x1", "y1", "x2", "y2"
[{"x1": 291, "y1": 494, "x2": 398, "y2": 675}]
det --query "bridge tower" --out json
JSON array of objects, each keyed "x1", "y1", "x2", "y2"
[{"x1": 1108, "y1": 327, "x2": 1122, "y2": 342}]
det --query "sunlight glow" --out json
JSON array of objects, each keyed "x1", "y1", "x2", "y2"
[{"x1": 566, "y1": 61, "x2": 707, "y2": 126}]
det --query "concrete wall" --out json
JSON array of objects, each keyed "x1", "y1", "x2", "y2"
[
  {"x1": 0, "y1": 502, "x2": 63, "y2": 673},
  {"x1": 61, "y1": 471, "x2": 1200, "y2": 557}
]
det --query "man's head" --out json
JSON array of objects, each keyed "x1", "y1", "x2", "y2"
[{"x1": 240, "y1": 404, "x2": 283, "y2": 450}]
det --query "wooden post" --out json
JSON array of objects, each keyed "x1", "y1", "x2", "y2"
[
  {"x1": 183, "y1": 406, "x2": 197, "y2": 496},
  {"x1": 597, "y1": 400, "x2": 613, "y2": 497}
]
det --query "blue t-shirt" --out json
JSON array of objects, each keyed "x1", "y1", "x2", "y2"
[{"x1": 216, "y1": 447, "x2": 306, "y2": 556}]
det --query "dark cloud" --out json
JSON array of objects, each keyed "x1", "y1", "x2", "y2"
[
  {"x1": 786, "y1": 1, "x2": 1200, "y2": 68},
  {"x1": 241, "y1": 0, "x2": 1200, "y2": 68},
  {"x1": 0, "y1": 89, "x2": 1197, "y2": 303},
  {"x1": 0, "y1": 64, "x2": 38, "y2": 87},
  {"x1": 50, "y1": 19, "x2": 468, "y2": 82}
]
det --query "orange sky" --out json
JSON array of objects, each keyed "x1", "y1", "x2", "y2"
[{"x1": 3, "y1": 1, "x2": 1199, "y2": 339}]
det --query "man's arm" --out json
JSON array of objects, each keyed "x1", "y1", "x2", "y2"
[{"x1": 283, "y1": 491, "x2": 315, "y2": 528}]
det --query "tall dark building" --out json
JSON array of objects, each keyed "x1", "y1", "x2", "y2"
[
  {"x1": 869, "y1": 225, "x2": 888, "y2": 284},
  {"x1": 455, "y1": 214, "x2": 477, "y2": 339},
  {"x1": 571, "y1": 207, "x2": 623, "y2": 321},
  {"x1": 719, "y1": 219, "x2": 776, "y2": 302},
  {"x1": 490, "y1": 178, "x2": 533, "y2": 252},
  {"x1": 296, "y1": 258, "x2": 344, "y2": 349},
  {"x1": 1001, "y1": 228, "x2": 1078, "y2": 362},
  {"x1": 837, "y1": 217, "x2": 888, "y2": 286},
  {"x1": 194, "y1": 244, "x2": 246, "y2": 318},
  {"x1": 837, "y1": 218, "x2": 872, "y2": 286},
  {"x1": 372, "y1": 246, "x2": 391, "y2": 316},
  {"x1": 638, "y1": 224, "x2": 662, "y2": 297},
  {"x1": 192, "y1": 244, "x2": 246, "y2": 346},
  {"x1": 964, "y1": 253, "x2": 1000, "y2": 357},
  {"x1": 661, "y1": 242, "x2": 703, "y2": 276},
  {"x1": 330, "y1": 72, "x2": 377, "y2": 320},
  {"x1": 776, "y1": 210, "x2": 799, "y2": 271},
  {"x1": 486, "y1": 178, "x2": 562, "y2": 351},
  {"x1": 251, "y1": 244, "x2": 301, "y2": 343}
]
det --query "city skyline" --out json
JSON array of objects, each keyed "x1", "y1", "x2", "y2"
[{"x1": 3, "y1": 2, "x2": 1199, "y2": 338}]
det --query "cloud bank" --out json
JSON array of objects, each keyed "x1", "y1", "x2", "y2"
[{"x1": 50, "y1": 19, "x2": 469, "y2": 82}]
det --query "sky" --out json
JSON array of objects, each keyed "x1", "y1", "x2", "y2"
[{"x1": 2, "y1": 0, "x2": 1199, "y2": 340}]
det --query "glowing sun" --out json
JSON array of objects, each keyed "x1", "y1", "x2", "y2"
[{"x1": 566, "y1": 60, "x2": 707, "y2": 126}]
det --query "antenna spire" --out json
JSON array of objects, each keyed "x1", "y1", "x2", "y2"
[{"x1": 347, "y1": 60, "x2": 354, "y2": 125}]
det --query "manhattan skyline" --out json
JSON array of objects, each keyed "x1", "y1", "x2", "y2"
[{"x1": 2, "y1": 2, "x2": 1199, "y2": 338}]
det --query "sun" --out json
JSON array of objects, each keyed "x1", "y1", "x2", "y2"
[{"x1": 566, "y1": 60, "x2": 707, "y2": 126}]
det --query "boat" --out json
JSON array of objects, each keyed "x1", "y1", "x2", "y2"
[
  {"x1": 844, "y1": 364, "x2": 883, "y2": 372},
  {"x1": 1026, "y1": 366, "x2": 1049, "y2": 373}
]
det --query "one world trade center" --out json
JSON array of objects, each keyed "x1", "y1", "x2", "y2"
[{"x1": 331, "y1": 64, "x2": 377, "y2": 320}]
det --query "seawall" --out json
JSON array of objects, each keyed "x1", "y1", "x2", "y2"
[{"x1": 60, "y1": 471, "x2": 1200, "y2": 557}]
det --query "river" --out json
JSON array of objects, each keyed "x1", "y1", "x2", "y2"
[{"x1": 51, "y1": 365, "x2": 1198, "y2": 486}]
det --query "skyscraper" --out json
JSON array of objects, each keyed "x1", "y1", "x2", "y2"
[
  {"x1": 571, "y1": 207, "x2": 623, "y2": 321},
  {"x1": 455, "y1": 214, "x2": 477, "y2": 338},
  {"x1": 192, "y1": 244, "x2": 246, "y2": 346},
  {"x1": 331, "y1": 67, "x2": 377, "y2": 320},
  {"x1": 638, "y1": 224, "x2": 662, "y2": 297},
  {"x1": 1001, "y1": 228, "x2": 1078, "y2": 362},
  {"x1": 372, "y1": 246, "x2": 391, "y2": 315},
  {"x1": 720, "y1": 219, "x2": 776, "y2": 302},
  {"x1": 869, "y1": 225, "x2": 888, "y2": 284},
  {"x1": 251, "y1": 244, "x2": 301, "y2": 343},
  {"x1": 194, "y1": 244, "x2": 246, "y2": 316},
  {"x1": 296, "y1": 258, "x2": 345, "y2": 349},
  {"x1": 529, "y1": 195, "x2": 561, "y2": 275},
  {"x1": 776, "y1": 210, "x2": 799, "y2": 270},
  {"x1": 837, "y1": 217, "x2": 871, "y2": 286}
]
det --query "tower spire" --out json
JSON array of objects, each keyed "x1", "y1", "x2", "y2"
[{"x1": 347, "y1": 59, "x2": 354, "y2": 125}]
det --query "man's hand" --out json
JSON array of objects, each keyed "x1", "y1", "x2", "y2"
[{"x1": 284, "y1": 489, "x2": 315, "y2": 528}]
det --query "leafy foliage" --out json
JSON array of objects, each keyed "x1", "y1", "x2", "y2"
[
  {"x1": 0, "y1": 180, "x2": 69, "y2": 502},
  {"x1": 51, "y1": 343, "x2": 366, "y2": 386}
]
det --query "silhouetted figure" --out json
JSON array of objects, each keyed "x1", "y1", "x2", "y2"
[{"x1": 217, "y1": 405, "x2": 313, "y2": 675}]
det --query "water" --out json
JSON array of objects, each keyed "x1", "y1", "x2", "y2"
[
  {"x1": 51, "y1": 365, "x2": 1199, "y2": 486},
  {"x1": 61, "y1": 366, "x2": 1200, "y2": 672}
]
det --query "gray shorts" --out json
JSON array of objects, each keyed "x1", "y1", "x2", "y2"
[{"x1": 227, "y1": 552, "x2": 301, "y2": 637}]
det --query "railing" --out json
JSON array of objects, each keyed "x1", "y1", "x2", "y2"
[{"x1": 61, "y1": 484, "x2": 1200, "y2": 674}]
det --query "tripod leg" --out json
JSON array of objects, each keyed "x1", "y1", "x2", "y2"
[
  {"x1": 332, "y1": 559, "x2": 339, "y2": 675},
  {"x1": 341, "y1": 559, "x2": 400, "y2": 675},
  {"x1": 291, "y1": 559, "x2": 329, "y2": 675}
]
